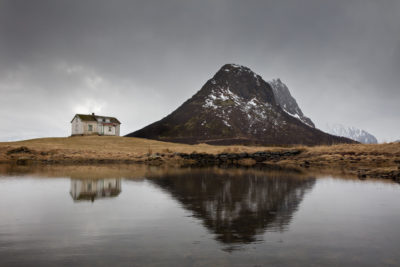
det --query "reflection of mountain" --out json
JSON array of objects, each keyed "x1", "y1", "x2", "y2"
[
  {"x1": 70, "y1": 178, "x2": 121, "y2": 202},
  {"x1": 149, "y1": 169, "x2": 315, "y2": 248}
]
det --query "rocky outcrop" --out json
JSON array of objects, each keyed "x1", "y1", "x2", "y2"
[{"x1": 268, "y1": 78, "x2": 315, "y2": 128}]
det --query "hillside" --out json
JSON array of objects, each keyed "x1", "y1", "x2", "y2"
[{"x1": 127, "y1": 64, "x2": 355, "y2": 146}]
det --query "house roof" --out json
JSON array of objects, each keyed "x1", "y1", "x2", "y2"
[{"x1": 71, "y1": 114, "x2": 121, "y2": 124}]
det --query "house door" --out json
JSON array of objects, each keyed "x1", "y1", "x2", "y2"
[{"x1": 99, "y1": 125, "x2": 104, "y2": 135}]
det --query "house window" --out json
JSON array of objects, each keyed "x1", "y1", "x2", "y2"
[
  {"x1": 109, "y1": 126, "x2": 112, "y2": 132},
  {"x1": 88, "y1": 125, "x2": 93, "y2": 131}
]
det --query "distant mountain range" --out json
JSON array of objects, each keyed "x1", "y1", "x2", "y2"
[
  {"x1": 127, "y1": 64, "x2": 355, "y2": 146},
  {"x1": 323, "y1": 123, "x2": 378, "y2": 144}
]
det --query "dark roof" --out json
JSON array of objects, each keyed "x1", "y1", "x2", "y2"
[{"x1": 71, "y1": 114, "x2": 121, "y2": 124}]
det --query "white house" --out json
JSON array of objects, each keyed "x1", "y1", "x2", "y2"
[{"x1": 71, "y1": 113, "x2": 121, "y2": 136}]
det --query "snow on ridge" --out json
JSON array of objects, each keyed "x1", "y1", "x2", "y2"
[
  {"x1": 284, "y1": 110, "x2": 301, "y2": 120},
  {"x1": 202, "y1": 85, "x2": 277, "y2": 129},
  {"x1": 222, "y1": 120, "x2": 231, "y2": 127},
  {"x1": 282, "y1": 109, "x2": 315, "y2": 127},
  {"x1": 229, "y1": 63, "x2": 247, "y2": 69},
  {"x1": 324, "y1": 123, "x2": 378, "y2": 144}
]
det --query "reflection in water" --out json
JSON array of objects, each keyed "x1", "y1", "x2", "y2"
[
  {"x1": 150, "y1": 169, "x2": 315, "y2": 250},
  {"x1": 1, "y1": 165, "x2": 400, "y2": 266},
  {"x1": 70, "y1": 178, "x2": 121, "y2": 202}
]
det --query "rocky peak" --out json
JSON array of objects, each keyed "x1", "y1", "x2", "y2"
[
  {"x1": 208, "y1": 64, "x2": 276, "y2": 105},
  {"x1": 268, "y1": 78, "x2": 315, "y2": 128}
]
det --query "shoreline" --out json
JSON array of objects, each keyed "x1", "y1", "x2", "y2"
[{"x1": 0, "y1": 136, "x2": 399, "y2": 182}]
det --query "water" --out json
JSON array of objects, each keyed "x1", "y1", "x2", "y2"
[{"x1": 0, "y1": 165, "x2": 399, "y2": 266}]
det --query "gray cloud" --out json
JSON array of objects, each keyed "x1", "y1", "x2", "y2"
[{"x1": 0, "y1": 0, "x2": 399, "y2": 142}]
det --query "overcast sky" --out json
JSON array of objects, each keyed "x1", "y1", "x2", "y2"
[{"x1": 0, "y1": 0, "x2": 399, "y2": 142}]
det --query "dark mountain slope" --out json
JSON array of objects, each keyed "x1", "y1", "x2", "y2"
[
  {"x1": 127, "y1": 64, "x2": 355, "y2": 146},
  {"x1": 268, "y1": 78, "x2": 315, "y2": 128}
]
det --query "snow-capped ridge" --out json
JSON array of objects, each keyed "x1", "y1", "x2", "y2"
[{"x1": 323, "y1": 123, "x2": 378, "y2": 144}]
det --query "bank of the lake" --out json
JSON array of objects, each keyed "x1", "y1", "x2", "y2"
[{"x1": 0, "y1": 136, "x2": 399, "y2": 181}]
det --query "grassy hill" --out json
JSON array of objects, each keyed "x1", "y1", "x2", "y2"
[
  {"x1": 0, "y1": 136, "x2": 399, "y2": 180},
  {"x1": 0, "y1": 136, "x2": 277, "y2": 155}
]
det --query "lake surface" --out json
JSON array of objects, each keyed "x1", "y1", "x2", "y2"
[{"x1": 0, "y1": 165, "x2": 399, "y2": 266}]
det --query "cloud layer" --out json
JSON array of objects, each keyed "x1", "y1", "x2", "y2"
[{"x1": 1, "y1": 0, "x2": 399, "y2": 141}]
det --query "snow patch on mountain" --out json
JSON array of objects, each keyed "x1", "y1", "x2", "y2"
[{"x1": 202, "y1": 85, "x2": 280, "y2": 132}]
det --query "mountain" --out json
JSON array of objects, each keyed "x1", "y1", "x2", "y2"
[
  {"x1": 323, "y1": 123, "x2": 378, "y2": 144},
  {"x1": 268, "y1": 79, "x2": 315, "y2": 128},
  {"x1": 127, "y1": 64, "x2": 355, "y2": 146}
]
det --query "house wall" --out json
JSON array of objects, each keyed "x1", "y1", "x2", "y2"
[
  {"x1": 103, "y1": 125, "x2": 116, "y2": 136},
  {"x1": 71, "y1": 117, "x2": 84, "y2": 135},
  {"x1": 82, "y1": 121, "x2": 98, "y2": 135},
  {"x1": 71, "y1": 120, "x2": 98, "y2": 136},
  {"x1": 116, "y1": 125, "x2": 120, "y2": 136}
]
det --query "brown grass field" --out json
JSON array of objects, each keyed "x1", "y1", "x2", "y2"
[
  {"x1": 0, "y1": 136, "x2": 399, "y2": 180},
  {"x1": 0, "y1": 136, "x2": 295, "y2": 155}
]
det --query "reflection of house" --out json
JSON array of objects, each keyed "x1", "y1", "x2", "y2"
[
  {"x1": 70, "y1": 113, "x2": 121, "y2": 136},
  {"x1": 70, "y1": 178, "x2": 121, "y2": 202}
]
